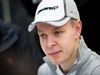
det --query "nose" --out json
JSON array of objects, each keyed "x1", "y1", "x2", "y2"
[{"x1": 46, "y1": 36, "x2": 56, "y2": 48}]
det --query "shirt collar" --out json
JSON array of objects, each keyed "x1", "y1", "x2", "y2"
[{"x1": 56, "y1": 59, "x2": 77, "y2": 75}]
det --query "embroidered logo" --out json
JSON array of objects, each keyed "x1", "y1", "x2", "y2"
[{"x1": 37, "y1": 6, "x2": 59, "y2": 14}]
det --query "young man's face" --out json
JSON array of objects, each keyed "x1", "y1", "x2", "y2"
[{"x1": 37, "y1": 20, "x2": 81, "y2": 65}]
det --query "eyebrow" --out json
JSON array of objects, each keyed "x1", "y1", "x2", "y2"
[{"x1": 53, "y1": 27, "x2": 62, "y2": 31}]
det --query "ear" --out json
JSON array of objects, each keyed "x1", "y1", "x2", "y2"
[{"x1": 75, "y1": 20, "x2": 82, "y2": 39}]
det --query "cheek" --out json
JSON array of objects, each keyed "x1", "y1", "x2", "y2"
[
  {"x1": 60, "y1": 34, "x2": 73, "y2": 45},
  {"x1": 40, "y1": 40, "x2": 47, "y2": 53},
  {"x1": 40, "y1": 40, "x2": 44, "y2": 48},
  {"x1": 61, "y1": 38, "x2": 75, "y2": 60},
  {"x1": 60, "y1": 33, "x2": 75, "y2": 50}
]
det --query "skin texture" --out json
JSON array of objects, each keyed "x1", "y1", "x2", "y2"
[{"x1": 37, "y1": 19, "x2": 82, "y2": 73}]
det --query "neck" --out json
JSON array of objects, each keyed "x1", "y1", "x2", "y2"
[{"x1": 59, "y1": 38, "x2": 80, "y2": 74}]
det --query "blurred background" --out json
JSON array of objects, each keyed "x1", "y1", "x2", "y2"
[
  {"x1": 0, "y1": 0, "x2": 100, "y2": 70},
  {"x1": 0, "y1": 0, "x2": 45, "y2": 56}
]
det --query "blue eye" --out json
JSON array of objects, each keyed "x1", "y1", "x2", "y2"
[{"x1": 55, "y1": 31, "x2": 61, "y2": 35}]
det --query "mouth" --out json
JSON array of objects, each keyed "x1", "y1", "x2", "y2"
[{"x1": 48, "y1": 51, "x2": 61, "y2": 57}]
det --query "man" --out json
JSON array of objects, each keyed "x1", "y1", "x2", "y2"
[{"x1": 28, "y1": 0, "x2": 100, "y2": 75}]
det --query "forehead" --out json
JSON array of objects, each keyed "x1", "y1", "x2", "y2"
[
  {"x1": 37, "y1": 22, "x2": 62, "y2": 31},
  {"x1": 37, "y1": 22, "x2": 71, "y2": 33}
]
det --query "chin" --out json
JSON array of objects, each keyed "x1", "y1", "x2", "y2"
[{"x1": 50, "y1": 59, "x2": 61, "y2": 65}]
